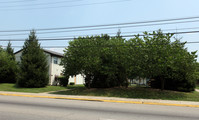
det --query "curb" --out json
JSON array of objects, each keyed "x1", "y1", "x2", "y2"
[{"x1": 0, "y1": 93, "x2": 199, "y2": 108}]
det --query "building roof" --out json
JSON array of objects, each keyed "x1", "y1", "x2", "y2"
[
  {"x1": 14, "y1": 49, "x2": 64, "y2": 57},
  {"x1": 43, "y1": 49, "x2": 64, "y2": 57}
]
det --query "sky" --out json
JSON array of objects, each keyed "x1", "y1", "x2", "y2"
[{"x1": 0, "y1": 0, "x2": 199, "y2": 59}]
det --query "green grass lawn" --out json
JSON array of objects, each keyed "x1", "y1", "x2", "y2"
[
  {"x1": 50, "y1": 85, "x2": 199, "y2": 102},
  {"x1": 1, "y1": 83, "x2": 199, "y2": 102},
  {"x1": 0, "y1": 83, "x2": 68, "y2": 93}
]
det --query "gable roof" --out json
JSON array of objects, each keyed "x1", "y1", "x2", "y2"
[{"x1": 14, "y1": 49, "x2": 64, "y2": 57}]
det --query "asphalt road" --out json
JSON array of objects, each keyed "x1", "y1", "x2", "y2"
[{"x1": 0, "y1": 95, "x2": 199, "y2": 120}]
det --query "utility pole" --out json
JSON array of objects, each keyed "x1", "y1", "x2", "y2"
[{"x1": 117, "y1": 28, "x2": 121, "y2": 38}]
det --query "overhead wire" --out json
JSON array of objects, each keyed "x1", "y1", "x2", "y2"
[
  {"x1": 0, "y1": 19, "x2": 199, "y2": 37},
  {"x1": 0, "y1": 15, "x2": 199, "y2": 49},
  {"x1": 0, "y1": 0, "x2": 84, "y2": 8},
  {"x1": 0, "y1": 0, "x2": 131, "y2": 11},
  {"x1": 1, "y1": 30, "x2": 199, "y2": 41},
  {"x1": 1, "y1": 26, "x2": 199, "y2": 38},
  {"x1": 24, "y1": 19, "x2": 199, "y2": 34},
  {"x1": 1, "y1": 41, "x2": 199, "y2": 48},
  {"x1": 0, "y1": 0, "x2": 36, "y2": 4},
  {"x1": 1, "y1": 15, "x2": 199, "y2": 32}
]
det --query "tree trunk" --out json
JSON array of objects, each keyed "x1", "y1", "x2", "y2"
[
  {"x1": 125, "y1": 77, "x2": 128, "y2": 88},
  {"x1": 85, "y1": 74, "x2": 91, "y2": 89},
  {"x1": 88, "y1": 75, "x2": 91, "y2": 89},
  {"x1": 161, "y1": 77, "x2": 165, "y2": 91}
]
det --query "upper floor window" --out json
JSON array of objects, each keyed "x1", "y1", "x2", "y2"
[{"x1": 53, "y1": 57, "x2": 58, "y2": 64}]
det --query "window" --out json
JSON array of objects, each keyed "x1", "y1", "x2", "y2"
[{"x1": 53, "y1": 57, "x2": 58, "y2": 64}]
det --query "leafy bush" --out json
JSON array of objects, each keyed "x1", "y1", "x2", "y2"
[
  {"x1": 69, "y1": 82, "x2": 75, "y2": 85},
  {"x1": 58, "y1": 76, "x2": 69, "y2": 86}
]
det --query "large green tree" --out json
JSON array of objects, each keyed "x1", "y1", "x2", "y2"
[
  {"x1": 142, "y1": 31, "x2": 174, "y2": 90},
  {"x1": 17, "y1": 31, "x2": 49, "y2": 88},
  {"x1": 62, "y1": 30, "x2": 197, "y2": 91},
  {"x1": 135, "y1": 30, "x2": 197, "y2": 91},
  {"x1": 61, "y1": 35, "x2": 129, "y2": 88}
]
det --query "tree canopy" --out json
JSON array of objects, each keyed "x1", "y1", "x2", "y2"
[
  {"x1": 61, "y1": 30, "x2": 197, "y2": 91},
  {"x1": 61, "y1": 34, "x2": 129, "y2": 88}
]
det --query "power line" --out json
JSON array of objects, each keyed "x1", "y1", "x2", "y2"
[
  {"x1": 1, "y1": 15, "x2": 199, "y2": 32},
  {"x1": 1, "y1": 26, "x2": 199, "y2": 38},
  {"x1": 0, "y1": 0, "x2": 84, "y2": 8},
  {"x1": 29, "y1": 19, "x2": 199, "y2": 34},
  {"x1": 0, "y1": 19, "x2": 199, "y2": 37},
  {"x1": 1, "y1": 30, "x2": 199, "y2": 41},
  {"x1": 1, "y1": 41, "x2": 199, "y2": 48},
  {"x1": 0, "y1": 0, "x2": 131, "y2": 11},
  {"x1": 0, "y1": 0, "x2": 36, "y2": 4}
]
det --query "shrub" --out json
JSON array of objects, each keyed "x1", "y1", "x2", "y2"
[
  {"x1": 69, "y1": 82, "x2": 75, "y2": 85},
  {"x1": 58, "y1": 76, "x2": 69, "y2": 86}
]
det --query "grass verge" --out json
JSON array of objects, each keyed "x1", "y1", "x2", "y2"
[
  {"x1": 0, "y1": 83, "x2": 67, "y2": 93},
  {"x1": 1, "y1": 83, "x2": 199, "y2": 102},
  {"x1": 50, "y1": 85, "x2": 199, "y2": 102}
]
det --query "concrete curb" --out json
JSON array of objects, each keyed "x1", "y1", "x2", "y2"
[{"x1": 0, "y1": 93, "x2": 199, "y2": 108}]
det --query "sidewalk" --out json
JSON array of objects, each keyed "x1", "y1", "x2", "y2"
[{"x1": 0, "y1": 91, "x2": 199, "y2": 108}]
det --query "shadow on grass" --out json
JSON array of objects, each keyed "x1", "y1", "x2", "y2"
[
  {"x1": 50, "y1": 86, "x2": 199, "y2": 101},
  {"x1": 0, "y1": 83, "x2": 68, "y2": 93}
]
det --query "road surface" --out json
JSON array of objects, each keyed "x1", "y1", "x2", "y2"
[{"x1": 0, "y1": 95, "x2": 199, "y2": 120}]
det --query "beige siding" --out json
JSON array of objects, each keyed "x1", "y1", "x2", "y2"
[
  {"x1": 15, "y1": 51, "x2": 22, "y2": 62},
  {"x1": 15, "y1": 50, "x2": 85, "y2": 85},
  {"x1": 50, "y1": 56, "x2": 63, "y2": 85}
]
